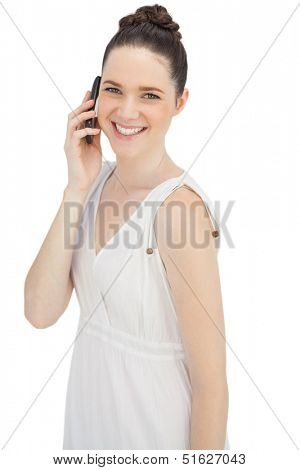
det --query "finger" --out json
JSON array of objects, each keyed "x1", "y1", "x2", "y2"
[
  {"x1": 68, "y1": 96, "x2": 94, "y2": 122},
  {"x1": 81, "y1": 90, "x2": 91, "y2": 104},
  {"x1": 73, "y1": 127, "x2": 100, "y2": 140},
  {"x1": 68, "y1": 102, "x2": 95, "y2": 135},
  {"x1": 69, "y1": 109, "x2": 96, "y2": 133}
]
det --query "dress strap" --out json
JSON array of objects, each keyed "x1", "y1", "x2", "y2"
[{"x1": 144, "y1": 175, "x2": 220, "y2": 255}]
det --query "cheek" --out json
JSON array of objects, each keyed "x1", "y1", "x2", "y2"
[
  {"x1": 97, "y1": 95, "x2": 113, "y2": 115},
  {"x1": 145, "y1": 105, "x2": 169, "y2": 126},
  {"x1": 153, "y1": 112, "x2": 172, "y2": 134},
  {"x1": 97, "y1": 99, "x2": 112, "y2": 128}
]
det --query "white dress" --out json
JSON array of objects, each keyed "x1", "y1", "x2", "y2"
[{"x1": 63, "y1": 160, "x2": 230, "y2": 450}]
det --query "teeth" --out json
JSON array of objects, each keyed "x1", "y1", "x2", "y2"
[{"x1": 115, "y1": 123, "x2": 144, "y2": 135}]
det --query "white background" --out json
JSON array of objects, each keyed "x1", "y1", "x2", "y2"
[{"x1": 1, "y1": 0, "x2": 299, "y2": 467}]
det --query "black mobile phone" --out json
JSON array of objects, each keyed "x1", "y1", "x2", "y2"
[{"x1": 85, "y1": 76, "x2": 101, "y2": 144}]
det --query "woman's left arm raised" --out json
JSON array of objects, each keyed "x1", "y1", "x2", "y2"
[{"x1": 154, "y1": 186, "x2": 229, "y2": 450}]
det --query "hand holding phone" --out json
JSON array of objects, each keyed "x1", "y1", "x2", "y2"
[{"x1": 63, "y1": 83, "x2": 103, "y2": 196}]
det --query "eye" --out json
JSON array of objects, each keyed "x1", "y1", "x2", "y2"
[
  {"x1": 144, "y1": 92, "x2": 160, "y2": 100},
  {"x1": 104, "y1": 88, "x2": 160, "y2": 100},
  {"x1": 104, "y1": 87, "x2": 121, "y2": 94}
]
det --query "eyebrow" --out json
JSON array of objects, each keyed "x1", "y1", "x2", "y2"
[{"x1": 102, "y1": 80, "x2": 164, "y2": 94}]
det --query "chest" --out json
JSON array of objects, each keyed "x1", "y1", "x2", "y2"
[{"x1": 94, "y1": 187, "x2": 152, "y2": 256}]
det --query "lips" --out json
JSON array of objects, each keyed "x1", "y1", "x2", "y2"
[
  {"x1": 111, "y1": 121, "x2": 148, "y2": 140},
  {"x1": 112, "y1": 121, "x2": 147, "y2": 130}
]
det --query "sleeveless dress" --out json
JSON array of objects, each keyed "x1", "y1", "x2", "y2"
[{"x1": 63, "y1": 160, "x2": 230, "y2": 450}]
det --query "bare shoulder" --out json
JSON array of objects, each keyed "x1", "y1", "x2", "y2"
[{"x1": 153, "y1": 184, "x2": 218, "y2": 255}]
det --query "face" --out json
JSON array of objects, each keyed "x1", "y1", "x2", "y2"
[{"x1": 96, "y1": 46, "x2": 188, "y2": 158}]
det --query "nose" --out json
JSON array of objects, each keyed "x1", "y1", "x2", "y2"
[{"x1": 116, "y1": 96, "x2": 140, "y2": 122}]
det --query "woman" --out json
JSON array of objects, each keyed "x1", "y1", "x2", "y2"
[{"x1": 24, "y1": 4, "x2": 230, "y2": 450}]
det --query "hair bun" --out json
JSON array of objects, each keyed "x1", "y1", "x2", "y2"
[{"x1": 119, "y1": 4, "x2": 182, "y2": 40}]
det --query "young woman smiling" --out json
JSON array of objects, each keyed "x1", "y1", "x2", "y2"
[{"x1": 24, "y1": 3, "x2": 230, "y2": 451}]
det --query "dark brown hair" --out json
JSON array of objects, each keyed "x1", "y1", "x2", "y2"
[{"x1": 101, "y1": 4, "x2": 187, "y2": 102}]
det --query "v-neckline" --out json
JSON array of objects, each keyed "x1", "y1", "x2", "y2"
[{"x1": 92, "y1": 162, "x2": 185, "y2": 264}]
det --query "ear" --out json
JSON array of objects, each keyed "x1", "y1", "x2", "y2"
[{"x1": 174, "y1": 88, "x2": 189, "y2": 116}]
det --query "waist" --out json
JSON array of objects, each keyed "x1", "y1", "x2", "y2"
[{"x1": 80, "y1": 319, "x2": 186, "y2": 361}]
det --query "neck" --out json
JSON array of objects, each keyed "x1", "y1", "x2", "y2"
[{"x1": 111, "y1": 148, "x2": 177, "y2": 192}]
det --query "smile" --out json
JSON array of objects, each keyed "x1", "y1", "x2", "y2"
[{"x1": 111, "y1": 121, "x2": 148, "y2": 140}]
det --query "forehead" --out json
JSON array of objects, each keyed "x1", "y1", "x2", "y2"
[{"x1": 102, "y1": 46, "x2": 170, "y2": 87}]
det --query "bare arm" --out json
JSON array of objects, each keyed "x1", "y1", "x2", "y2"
[
  {"x1": 154, "y1": 186, "x2": 229, "y2": 449},
  {"x1": 24, "y1": 89, "x2": 103, "y2": 329},
  {"x1": 24, "y1": 188, "x2": 87, "y2": 329}
]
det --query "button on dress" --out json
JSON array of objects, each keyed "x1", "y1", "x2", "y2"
[{"x1": 63, "y1": 160, "x2": 230, "y2": 450}]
